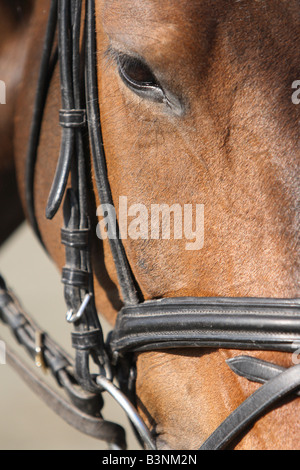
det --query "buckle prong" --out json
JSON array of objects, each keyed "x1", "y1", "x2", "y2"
[{"x1": 66, "y1": 293, "x2": 92, "y2": 324}]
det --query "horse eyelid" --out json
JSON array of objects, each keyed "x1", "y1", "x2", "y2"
[
  {"x1": 118, "y1": 59, "x2": 167, "y2": 104},
  {"x1": 119, "y1": 71, "x2": 166, "y2": 104},
  {"x1": 104, "y1": 46, "x2": 172, "y2": 105}
]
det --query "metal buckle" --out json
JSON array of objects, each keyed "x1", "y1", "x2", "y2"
[{"x1": 35, "y1": 331, "x2": 47, "y2": 372}]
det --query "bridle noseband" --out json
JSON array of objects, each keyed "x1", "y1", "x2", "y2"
[{"x1": 0, "y1": 0, "x2": 299, "y2": 451}]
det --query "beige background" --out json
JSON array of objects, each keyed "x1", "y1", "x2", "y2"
[{"x1": 0, "y1": 223, "x2": 138, "y2": 450}]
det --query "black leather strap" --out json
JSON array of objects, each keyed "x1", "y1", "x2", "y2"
[
  {"x1": 227, "y1": 356, "x2": 300, "y2": 397},
  {"x1": 61, "y1": 228, "x2": 89, "y2": 248},
  {"x1": 85, "y1": 0, "x2": 140, "y2": 307},
  {"x1": 109, "y1": 297, "x2": 300, "y2": 356},
  {"x1": 45, "y1": 0, "x2": 79, "y2": 220},
  {"x1": 72, "y1": 330, "x2": 104, "y2": 351},
  {"x1": 62, "y1": 267, "x2": 90, "y2": 289},
  {"x1": 0, "y1": 274, "x2": 127, "y2": 448},
  {"x1": 200, "y1": 363, "x2": 300, "y2": 450},
  {"x1": 25, "y1": 0, "x2": 58, "y2": 246},
  {"x1": 4, "y1": 341, "x2": 126, "y2": 448}
]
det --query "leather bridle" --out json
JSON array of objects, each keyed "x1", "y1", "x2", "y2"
[{"x1": 1, "y1": 0, "x2": 300, "y2": 451}]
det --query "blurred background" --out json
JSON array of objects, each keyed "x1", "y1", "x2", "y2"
[{"x1": 0, "y1": 223, "x2": 138, "y2": 450}]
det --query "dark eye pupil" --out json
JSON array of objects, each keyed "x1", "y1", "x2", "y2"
[{"x1": 119, "y1": 56, "x2": 157, "y2": 86}]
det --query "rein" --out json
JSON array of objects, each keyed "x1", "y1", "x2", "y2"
[{"x1": 1, "y1": 0, "x2": 299, "y2": 451}]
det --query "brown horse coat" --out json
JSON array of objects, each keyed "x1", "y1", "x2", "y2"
[{"x1": 2, "y1": 0, "x2": 300, "y2": 449}]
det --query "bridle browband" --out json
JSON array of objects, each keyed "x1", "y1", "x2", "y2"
[{"x1": 1, "y1": 0, "x2": 300, "y2": 451}]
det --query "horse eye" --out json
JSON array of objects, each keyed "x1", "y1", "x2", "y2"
[
  {"x1": 117, "y1": 55, "x2": 165, "y2": 103},
  {"x1": 119, "y1": 55, "x2": 158, "y2": 87}
]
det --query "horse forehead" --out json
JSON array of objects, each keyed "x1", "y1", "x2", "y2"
[
  {"x1": 102, "y1": 0, "x2": 203, "y2": 24},
  {"x1": 100, "y1": 1, "x2": 296, "y2": 64},
  {"x1": 101, "y1": 0, "x2": 217, "y2": 52}
]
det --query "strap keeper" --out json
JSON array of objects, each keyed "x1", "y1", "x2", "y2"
[
  {"x1": 61, "y1": 228, "x2": 90, "y2": 248},
  {"x1": 62, "y1": 267, "x2": 89, "y2": 289},
  {"x1": 71, "y1": 330, "x2": 103, "y2": 351},
  {"x1": 59, "y1": 109, "x2": 86, "y2": 128}
]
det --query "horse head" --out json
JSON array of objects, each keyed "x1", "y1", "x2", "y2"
[{"x1": 14, "y1": 0, "x2": 300, "y2": 450}]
